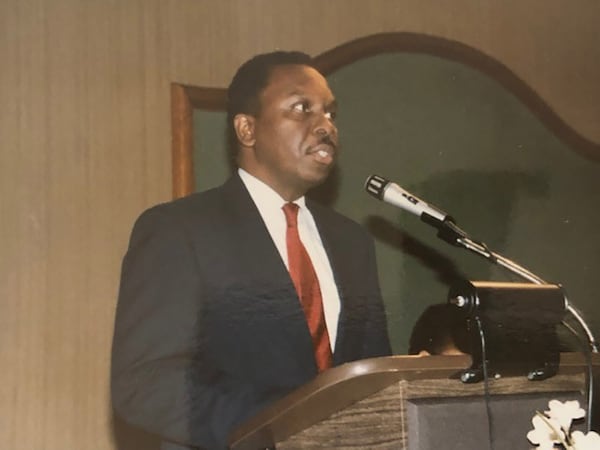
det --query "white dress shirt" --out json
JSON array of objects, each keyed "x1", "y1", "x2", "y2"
[{"x1": 238, "y1": 168, "x2": 341, "y2": 350}]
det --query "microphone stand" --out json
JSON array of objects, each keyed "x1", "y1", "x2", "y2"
[{"x1": 432, "y1": 216, "x2": 599, "y2": 354}]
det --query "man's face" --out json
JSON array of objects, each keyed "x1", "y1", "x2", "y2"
[{"x1": 238, "y1": 64, "x2": 339, "y2": 201}]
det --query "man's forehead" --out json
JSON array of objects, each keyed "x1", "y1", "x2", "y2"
[{"x1": 264, "y1": 64, "x2": 334, "y2": 99}]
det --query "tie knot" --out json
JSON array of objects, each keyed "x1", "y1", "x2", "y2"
[{"x1": 282, "y1": 202, "x2": 300, "y2": 228}]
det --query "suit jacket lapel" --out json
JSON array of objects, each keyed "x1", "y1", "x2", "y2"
[
  {"x1": 219, "y1": 175, "x2": 317, "y2": 369},
  {"x1": 220, "y1": 175, "x2": 285, "y2": 274}
]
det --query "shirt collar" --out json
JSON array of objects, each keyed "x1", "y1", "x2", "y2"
[{"x1": 238, "y1": 168, "x2": 307, "y2": 211}]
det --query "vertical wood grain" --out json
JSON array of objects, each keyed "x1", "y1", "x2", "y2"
[{"x1": 171, "y1": 83, "x2": 194, "y2": 197}]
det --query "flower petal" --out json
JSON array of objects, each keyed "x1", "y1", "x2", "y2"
[
  {"x1": 571, "y1": 430, "x2": 600, "y2": 450},
  {"x1": 527, "y1": 415, "x2": 564, "y2": 445},
  {"x1": 544, "y1": 399, "x2": 586, "y2": 431}
]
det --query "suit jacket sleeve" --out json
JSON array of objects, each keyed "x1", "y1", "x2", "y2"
[{"x1": 111, "y1": 206, "x2": 283, "y2": 450}]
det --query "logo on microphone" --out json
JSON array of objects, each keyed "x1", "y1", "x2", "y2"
[{"x1": 401, "y1": 193, "x2": 419, "y2": 205}]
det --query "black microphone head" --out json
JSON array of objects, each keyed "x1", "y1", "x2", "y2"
[{"x1": 365, "y1": 174, "x2": 390, "y2": 200}]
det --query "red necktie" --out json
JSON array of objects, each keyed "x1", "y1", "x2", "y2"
[{"x1": 282, "y1": 203, "x2": 333, "y2": 372}]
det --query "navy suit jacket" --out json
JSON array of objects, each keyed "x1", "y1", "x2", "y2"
[{"x1": 111, "y1": 174, "x2": 391, "y2": 449}]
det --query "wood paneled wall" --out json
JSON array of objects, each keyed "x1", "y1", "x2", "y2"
[{"x1": 1, "y1": 1, "x2": 598, "y2": 448}]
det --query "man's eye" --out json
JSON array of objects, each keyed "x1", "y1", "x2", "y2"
[{"x1": 292, "y1": 102, "x2": 310, "y2": 113}]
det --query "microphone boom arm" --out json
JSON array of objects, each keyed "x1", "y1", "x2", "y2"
[
  {"x1": 455, "y1": 234, "x2": 546, "y2": 284},
  {"x1": 449, "y1": 226, "x2": 599, "y2": 353}
]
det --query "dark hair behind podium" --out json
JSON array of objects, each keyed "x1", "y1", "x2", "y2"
[{"x1": 408, "y1": 303, "x2": 472, "y2": 355}]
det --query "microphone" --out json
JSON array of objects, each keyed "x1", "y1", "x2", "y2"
[
  {"x1": 364, "y1": 174, "x2": 468, "y2": 244},
  {"x1": 365, "y1": 174, "x2": 448, "y2": 223}
]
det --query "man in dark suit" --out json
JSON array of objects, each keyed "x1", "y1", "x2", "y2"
[{"x1": 111, "y1": 51, "x2": 391, "y2": 450}]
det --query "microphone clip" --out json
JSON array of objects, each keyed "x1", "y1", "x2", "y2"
[{"x1": 420, "y1": 213, "x2": 468, "y2": 246}]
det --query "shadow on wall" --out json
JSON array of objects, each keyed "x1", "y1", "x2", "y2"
[
  {"x1": 111, "y1": 412, "x2": 161, "y2": 450},
  {"x1": 363, "y1": 169, "x2": 549, "y2": 352},
  {"x1": 368, "y1": 169, "x2": 547, "y2": 284},
  {"x1": 365, "y1": 214, "x2": 463, "y2": 286}
]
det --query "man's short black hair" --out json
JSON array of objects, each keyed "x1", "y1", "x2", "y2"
[{"x1": 225, "y1": 51, "x2": 317, "y2": 161}]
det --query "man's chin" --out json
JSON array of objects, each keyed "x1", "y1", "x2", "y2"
[{"x1": 304, "y1": 168, "x2": 333, "y2": 189}]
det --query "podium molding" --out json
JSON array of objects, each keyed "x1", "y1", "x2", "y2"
[{"x1": 229, "y1": 353, "x2": 599, "y2": 449}]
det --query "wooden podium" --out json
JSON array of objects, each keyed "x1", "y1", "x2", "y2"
[{"x1": 229, "y1": 353, "x2": 599, "y2": 449}]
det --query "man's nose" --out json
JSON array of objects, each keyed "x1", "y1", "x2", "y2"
[{"x1": 313, "y1": 114, "x2": 337, "y2": 138}]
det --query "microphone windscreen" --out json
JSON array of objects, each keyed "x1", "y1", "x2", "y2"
[{"x1": 364, "y1": 174, "x2": 389, "y2": 200}]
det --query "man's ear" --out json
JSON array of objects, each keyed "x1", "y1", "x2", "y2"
[{"x1": 233, "y1": 114, "x2": 256, "y2": 147}]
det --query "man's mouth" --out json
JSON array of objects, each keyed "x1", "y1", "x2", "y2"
[
  {"x1": 309, "y1": 145, "x2": 335, "y2": 165},
  {"x1": 308, "y1": 135, "x2": 338, "y2": 165}
]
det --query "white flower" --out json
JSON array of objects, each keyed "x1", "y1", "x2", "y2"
[
  {"x1": 527, "y1": 414, "x2": 565, "y2": 449},
  {"x1": 545, "y1": 400, "x2": 586, "y2": 431},
  {"x1": 570, "y1": 430, "x2": 600, "y2": 450},
  {"x1": 528, "y1": 399, "x2": 595, "y2": 449}
]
